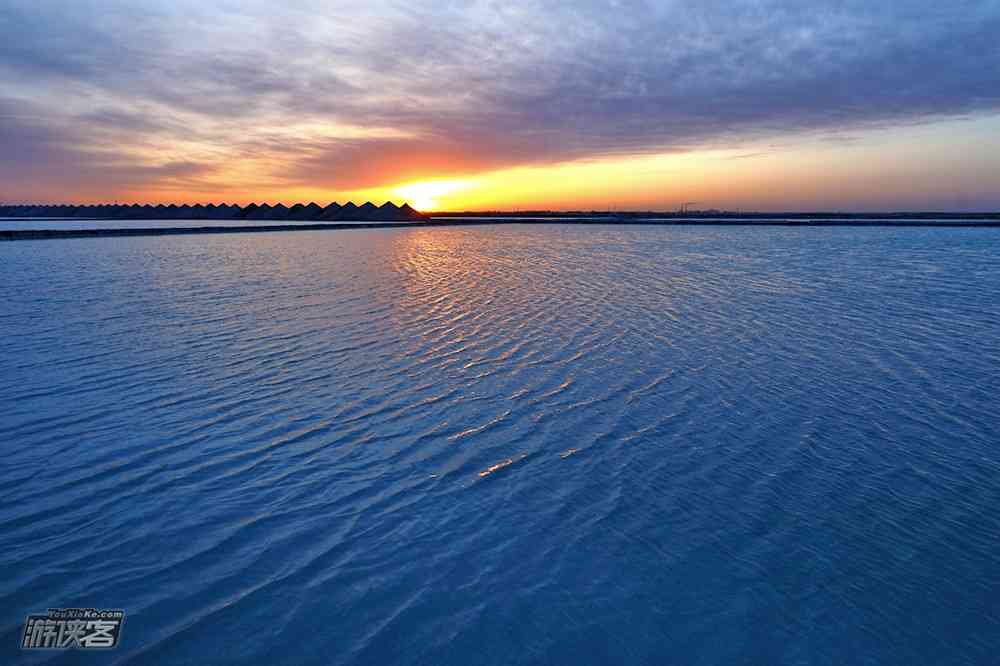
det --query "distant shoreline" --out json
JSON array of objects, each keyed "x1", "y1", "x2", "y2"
[
  {"x1": 4, "y1": 216, "x2": 1000, "y2": 242},
  {"x1": 436, "y1": 211, "x2": 1000, "y2": 221}
]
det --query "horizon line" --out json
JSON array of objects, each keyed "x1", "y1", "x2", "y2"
[{"x1": 3, "y1": 202, "x2": 1000, "y2": 217}]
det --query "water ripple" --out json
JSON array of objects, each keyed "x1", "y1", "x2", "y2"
[{"x1": 2, "y1": 226, "x2": 1000, "y2": 664}]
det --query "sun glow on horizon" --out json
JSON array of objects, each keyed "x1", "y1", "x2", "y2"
[
  {"x1": 67, "y1": 115, "x2": 1000, "y2": 212},
  {"x1": 393, "y1": 179, "x2": 476, "y2": 211}
]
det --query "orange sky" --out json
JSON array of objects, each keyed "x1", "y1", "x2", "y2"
[
  {"x1": 71, "y1": 114, "x2": 997, "y2": 213},
  {"x1": 3, "y1": 2, "x2": 1000, "y2": 212}
]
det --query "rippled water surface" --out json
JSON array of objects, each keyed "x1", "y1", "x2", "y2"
[{"x1": 2, "y1": 225, "x2": 999, "y2": 665}]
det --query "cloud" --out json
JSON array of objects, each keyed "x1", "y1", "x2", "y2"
[
  {"x1": 2, "y1": 0, "x2": 999, "y2": 198},
  {"x1": 0, "y1": 98, "x2": 216, "y2": 201}
]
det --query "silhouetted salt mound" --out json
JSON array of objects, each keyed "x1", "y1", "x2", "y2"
[
  {"x1": 377, "y1": 201, "x2": 423, "y2": 221},
  {"x1": 207, "y1": 204, "x2": 240, "y2": 219},
  {"x1": 289, "y1": 202, "x2": 322, "y2": 220},
  {"x1": 320, "y1": 203, "x2": 342, "y2": 220},
  {"x1": 399, "y1": 203, "x2": 426, "y2": 220},
  {"x1": 356, "y1": 202, "x2": 379, "y2": 220},
  {"x1": 270, "y1": 203, "x2": 290, "y2": 220},
  {"x1": 0, "y1": 200, "x2": 429, "y2": 222},
  {"x1": 245, "y1": 203, "x2": 278, "y2": 220},
  {"x1": 336, "y1": 202, "x2": 360, "y2": 220}
]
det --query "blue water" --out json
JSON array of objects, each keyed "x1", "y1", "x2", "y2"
[{"x1": 2, "y1": 225, "x2": 999, "y2": 665}]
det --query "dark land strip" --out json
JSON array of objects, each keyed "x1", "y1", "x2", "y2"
[{"x1": 4, "y1": 216, "x2": 1000, "y2": 241}]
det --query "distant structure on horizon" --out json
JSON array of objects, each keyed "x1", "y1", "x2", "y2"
[{"x1": 0, "y1": 201, "x2": 427, "y2": 222}]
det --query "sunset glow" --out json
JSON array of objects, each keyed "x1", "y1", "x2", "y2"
[
  {"x1": 1, "y1": 2, "x2": 999, "y2": 211},
  {"x1": 4, "y1": 3, "x2": 1000, "y2": 664},
  {"x1": 392, "y1": 180, "x2": 476, "y2": 212}
]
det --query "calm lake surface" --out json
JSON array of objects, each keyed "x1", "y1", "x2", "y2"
[{"x1": 2, "y1": 225, "x2": 999, "y2": 665}]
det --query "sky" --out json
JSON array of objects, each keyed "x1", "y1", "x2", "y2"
[{"x1": 1, "y1": 0, "x2": 999, "y2": 212}]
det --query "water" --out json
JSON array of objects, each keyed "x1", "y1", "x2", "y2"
[{"x1": 2, "y1": 225, "x2": 999, "y2": 665}]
